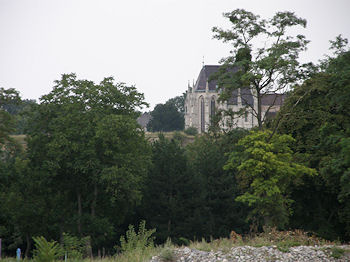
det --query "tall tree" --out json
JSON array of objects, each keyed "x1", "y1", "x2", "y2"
[
  {"x1": 224, "y1": 130, "x2": 316, "y2": 229},
  {"x1": 140, "y1": 135, "x2": 194, "y2": 243},
  {"x1": 278, "y1": 39, "x2": 350, "y2": 239},
  {"x1": 186, "y1": 129, "x2": 250, "y2": 238},
  {"x1": 212, "y1": 9, "x2": 309, "y2": 128},
  {"x1": 25, "y1": 73, "x2": 150, "y2": 251}
]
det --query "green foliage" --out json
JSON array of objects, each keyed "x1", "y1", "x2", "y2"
[
  {"x1": 159, "y1": 239, "x2": 176, "y2": 262},
  {"x1": 212, "y1": 9, "x2": 309, "y2": 128},
  {"x1": 225, "y1": 130, "x2": 316, "y2": 228},
  {"x1": 166, "y1": 95, "x2": 185, "y2": 113},
  {"x1": 159, "y1": 248, "x2": 175, "y2": 262},
  {"x1": 61, "y1": 233, "x2": 90, "y2": 260},
  {"x1": 24, "y1": 73, "x2": 150, "y2": 251},
  {"x1": 33, "y1": 236, "x2": 62, "y2": 262},
  {"x1": 0, "y1": 87, "x2": 21, "y2": 106},
  {"x1": 185, "y1": 129, "x2": 250, "y2": 238},
  {"x1": 172, "y1": 131, "x2": 184, "y2": 142},
  {"x1": 184, "y1": 127, "x2": 197, "y2": 136},
  {"x1": 147, "y1": 95, "x2": 185, "y2": 132},
  {"x1": 0, "y1": 87, "x2": 21, "y2": 152},
  {"x1": 119, "y1": 221, "x2": 156, "y2": 254},
  {"x1": 141, "y1": 135, "x2": 194, "y2": 243},
  {"x1": 278, "y1": 42, "x2": 350, "y2": 240},
  {"x1": 329, "y1": 247, "x2": 346, "y2": 259}
]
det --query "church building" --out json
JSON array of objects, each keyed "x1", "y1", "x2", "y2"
[{"x1": 184, "y1": 65, "x2": 284, "y2": 133}]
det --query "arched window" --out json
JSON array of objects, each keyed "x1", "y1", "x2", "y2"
[
  {"x1": 210, "y1": 97, "x2": 215, "y2": 117},
  {"x1": 200, "y1": 97, "x2": 205, "y2": 132}
]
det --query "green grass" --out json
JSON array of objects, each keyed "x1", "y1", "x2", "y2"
[
  {"x1": 145, "y1": 131, "x2": 195, "y2": 146},
  {"x1": 330, "y1": 247, "x2": 346, "y2": 259}
]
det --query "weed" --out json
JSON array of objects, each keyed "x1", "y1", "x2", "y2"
[
  {"x1": 159, "y1": 248, "x2": 175, "y2": 262},
  {"x1": 246, "y1": 228, "x2": 333, "y2": 248},
  {"x1": 115, "y1": 220, "x2": 157, "y2": 262},
  {"x1": 330, "y1": 247, "x2": 345, "y2": 259},
  {"x1": 32, "y1": 236, "x2": 62, "y2": 262},
  {"x1": 62, "y1": 233, "x2": 91, "y2": 260},
  {"x1": 277, "y1": 246, "x2": 290, "y2": 253},
  {"x1": 178, "y1": 237, "x2": 190, "y2": 246},
  {"x1": 119, "y1": 220, "x2": 156, "y2": 253}
]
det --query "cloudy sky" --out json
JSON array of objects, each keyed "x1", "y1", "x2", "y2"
[{"x1": 1, "y1": 0, "x2": 349, "y2": 110}]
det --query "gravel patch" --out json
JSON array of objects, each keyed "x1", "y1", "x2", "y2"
[{"x1": 150, "y1": 245, "x2": 350, "y2": 262}]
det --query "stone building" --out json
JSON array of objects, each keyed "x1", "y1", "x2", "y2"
[
  {"x1": 137, "y1": 112, "x2": 151, "y2": 131},
  {"x1": 184, "y1": 65, "x2": 285, "y2": 133}
]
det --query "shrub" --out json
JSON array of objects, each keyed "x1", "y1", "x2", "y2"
[
  {"x1": 172, "y1": 131, "x2": 184, "y2": 143},
  {"x1": 61, "y1": 233, "x2": 90, "y2": 260},
  {"x1": 184, "y1": 127, "x2": 197, "y2": 136},
  {"x1": 33, "y1": 236, "x2": 62, "y2": 262},
  {"x1": 119, "y1": 220, "x2": 156, "y2": 253},
  {"x1": 330, "y1": 247, "x2": 346, "y2": 259},
  {"x1": 159, "y1": 248, "x2": 175, "y2": 262}
]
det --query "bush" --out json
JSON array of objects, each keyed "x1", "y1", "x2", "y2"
[
  {"x1": 184, "y1": 127, "x2": 197, "y2": 136},
  {"x1": 61, "y1": 233, "x2": 90, "y2": 259},
  {"x1": 119, "y1": 221, "x2": 156, "y2": 253},
  {"x1": 33, "y1": 236, "x2": 62, "y2": 262},
  {"x1": 115, "y1": 221, "x2": 157, "y2": 262}
]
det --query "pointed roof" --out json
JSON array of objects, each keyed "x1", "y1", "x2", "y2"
[
  {"x1": 193, "y1": 65, "x2": 254, "y2": 107},
  {"x1": 194, "y1": 65, "x2": 220, "y2": 91}
]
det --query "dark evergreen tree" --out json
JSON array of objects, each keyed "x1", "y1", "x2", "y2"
[
  {"x1": 140, "y1": 135, "x2": 196, "y2": 243},
  {"x1": 186, "y1": 129, "x2": 250, "y2": 238}
]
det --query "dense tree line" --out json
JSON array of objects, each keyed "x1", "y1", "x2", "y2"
[{"x1": 1, "y1": 11, "x2": 350, "y2": 259}]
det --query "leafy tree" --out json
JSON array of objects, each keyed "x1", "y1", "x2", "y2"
[
  {"x1": 166, "y1": 94, "x2": 185, "y2": 113},
  {"x1": 0, "y1": 88, "x2": 26, "y2": 256},
  {"x1": 278, "y1": 40, "x2": 350, "y2": 239},
  {"x1": 224, "y1": 130, "x2": 316, "y2": 229},
  {"x1": 212, "y1": 9, "x2": 309, "y2": 128},
  {"x1": 147, "y1": 96, "x2": 185, "y2": 132},
  {"x1": 0, "y1": 87, "x2": 21, "y2": 143},
  {"x1": 25, "y1": 73, "x2": 150, "y2": 252}
]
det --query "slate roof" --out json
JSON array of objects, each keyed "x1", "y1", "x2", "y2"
[
  {"x1": 137, "y1": 112, "x2": 151, "y2": 128},
  {"x1": 194, "y1": 65, "x2": 220, "y2": 91},
  {"x1": 261, "y1": 93, "x2": 286, "y2": 106},
  {"x1": 194, "y1": 65, "x2": 254, "y2": 107}
]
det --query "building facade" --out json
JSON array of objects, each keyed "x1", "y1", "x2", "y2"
[{"x1": 184, "y1": 65, "x2": 284, "y2": 133}]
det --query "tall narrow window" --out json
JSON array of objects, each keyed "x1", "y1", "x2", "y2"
[
  {"x1": 210, "y1": 97, "x2": 215, "y2": 117},
  {"x1": 200, "y1": 97, "x2": 205, "y2": 132},
  {"x1": 244, "y1": 111, "x2": 248, "y2": 122}
]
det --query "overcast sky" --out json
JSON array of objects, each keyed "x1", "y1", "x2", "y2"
[{"x1": 1, "y1": 0, "x2": 349, "y2": 110}]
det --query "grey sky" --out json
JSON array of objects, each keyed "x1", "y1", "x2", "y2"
[{"x1": 1, "y1": 0, "x2": 349, "y2": 110}]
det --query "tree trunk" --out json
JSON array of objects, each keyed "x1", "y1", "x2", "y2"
[
  {"x1": 59, "y1": 223, "x2": 64, "y2": 245},
  {"x1": 77, "y1": 191, "x2": 82, "y2": 235},
  {"x1": 91, "y1": 184, "x2": 98, "y2": 217},
  {"x1": 167, "y1": 219, "x2": 171, "y2": 234},
  {"x1": 25, "y1": 234, "x2": 31, "y2": 258},
  {"x1": 257, "y1": 92, "x2": 262, "y2": 129}
]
